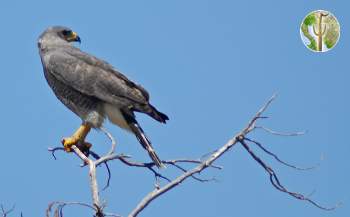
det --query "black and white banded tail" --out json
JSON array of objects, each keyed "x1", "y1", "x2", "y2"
[{"x1": 122, "y1": 111, "x2": 165, "y2": 168}]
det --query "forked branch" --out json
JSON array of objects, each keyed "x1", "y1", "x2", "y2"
[
  {"x1": 47, "y1": 94, "x2": 337, "y2": 217},
  {"x1": 128, "y1": 94, "x2": 336, "y2": 216},
  {"x1": 0, "y1": 204, "x2": 15, "y2": 217}
]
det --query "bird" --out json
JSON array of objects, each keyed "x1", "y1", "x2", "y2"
[{"x1": 38, "y1": 26, "x2": 168, "y2": 168}]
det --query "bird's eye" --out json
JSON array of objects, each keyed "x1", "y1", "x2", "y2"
[{"x1": 62, "y1": 30, "x2": 72, "y2": 36}]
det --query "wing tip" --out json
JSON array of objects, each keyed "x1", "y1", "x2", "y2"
[
  {"x1": 148, "y1": 104, "x2": 169, "y2": 124},
  {"x1": 158, "y1": 112, "x2": 169, "y2": 124}
]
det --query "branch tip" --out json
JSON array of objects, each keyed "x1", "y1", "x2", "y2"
[
  {"x1": 256, "y1": 126, "x2": 307, "y2": 137},
  {"x1": 239, "y1": 139, "x2": 335, "y2": 211},
  {"x1": 245, "y1": 137, "x2": 318, "y2": 171}
]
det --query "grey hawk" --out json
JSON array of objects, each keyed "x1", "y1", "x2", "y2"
[{"x1": 38, "y1": 26, "x2": 168, "y2": 168}]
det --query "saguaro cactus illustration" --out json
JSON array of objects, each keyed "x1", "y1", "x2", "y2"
[
  {"x1": 300, "y1": 10, "x2": 340, "y2": 52},
  {"x1": 312, "y1": 12, "x2": 328, "y2": 51}
]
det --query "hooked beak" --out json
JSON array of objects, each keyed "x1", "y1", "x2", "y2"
[
  {"x1": 67, "y1": 31, "x2": 81, "y2": 43},
  {"x1": 75, "y1": 35, "x2": 81, "y2": 43}
]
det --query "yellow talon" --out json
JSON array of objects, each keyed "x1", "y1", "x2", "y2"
[
  {"x1": 61, "y1": 137, "x2": 78, "y2": 152},
  {"x1": 61, "y1": 123, "x2": 91, "y2": 152}
]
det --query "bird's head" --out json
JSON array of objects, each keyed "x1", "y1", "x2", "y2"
[{"x1": 38, "y1": 26, "x2": 81, "y2": 50}]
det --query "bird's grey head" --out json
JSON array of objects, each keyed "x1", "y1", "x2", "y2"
[{"x1": 38, "y1": 26, "x2": 81, "y2": 50}]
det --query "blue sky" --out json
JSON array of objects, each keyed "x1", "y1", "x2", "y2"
[{"x1": 0, "y1": 1, "x2": 348, "y2": 216}]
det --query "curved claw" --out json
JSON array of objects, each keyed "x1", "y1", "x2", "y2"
[
  {"x1": 61, "y1": 138, "x2": 93, "y2": 157},
  {"x1": 61, "y1": 137, "x2": 78, "y2": 152},
  {"x1": 61, "y1": 124, "x2": 92, "y2": 152}
]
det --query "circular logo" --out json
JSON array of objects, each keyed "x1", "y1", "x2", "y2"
[{"x1": 300, "y1": 10, "x2": 340, "y2": 52}]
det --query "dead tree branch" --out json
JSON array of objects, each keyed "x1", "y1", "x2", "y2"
[
  {"x1": 71, "y1": 145, "x2": 102, "y2": 215},
  {"x1": 128, "y1": 94, "x2": 337, "y2": 216},
  {"x1": 0, "y1": 205, "x2": 15, "y2": 217},
  {"x1": 46, "y1": 201, "x2": 95, "y2": 217},
  {"x1": 255, "y1": 126, "x2": 306, "y2": 136},
  {"x1": 47, "y1": 144, "x2": 111, "y2": 217},
  {"x1": 244, "y1": 137, "x2": 318, "y2": 170},
  {"x1": 238, "y1": 138, "x2": 336, "y2": 211},
  {"x1": 127, "y1": 95, "x2": 275, "y2": 216},
  {"x1": 47, "y1": 94, "x2": 337, "y2": 217}
]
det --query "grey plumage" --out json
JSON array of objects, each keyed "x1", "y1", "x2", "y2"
[{"x1": 38, "y1": 26, "x2": 168, "y2": 168}]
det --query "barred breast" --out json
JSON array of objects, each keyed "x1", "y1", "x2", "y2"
[{"x1": 43, "y1": 68, "x2": 105, "y2": 128}]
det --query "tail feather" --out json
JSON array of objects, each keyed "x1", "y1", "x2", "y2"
[
  {"x1": 129, "y1": 122, "x2": 164, "y2": 168},
  {"x1": 122, "y1": 111, "x2": 165, "y2": 168}
]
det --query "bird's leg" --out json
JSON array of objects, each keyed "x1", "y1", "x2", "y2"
[{"x1": 61, "y1": 123, "x2": 91, "y2": 152}]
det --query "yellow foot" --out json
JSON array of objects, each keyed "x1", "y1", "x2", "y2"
[
  {"x1": 61, "y1": 138, "x2": 93, "y2": 153},
  {"x1": 61, "y1": 123, "x2": 92, "y2": 152},
  {"x1": 61, "y1": 137, "x2": 79, "y2": 152}
]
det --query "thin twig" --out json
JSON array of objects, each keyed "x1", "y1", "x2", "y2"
[
  {"x1": 0, "y1": 204, "x2": 15, "y2": 217},
  {"x1": 97, "y1": 127, "x2": 117, "y2": 164},
  {"x1": 245, "y1": 137, "x2": 318, "y2": 170},
  {"x1": 244, "y1": 93, "x2": 277, "y2": 133},
  {"x1": 239, "y1": 139, "x2": 338, "y2": 211},
  {"x1": 167, "y1": 161, "x2": 217, "y2": 182},
  {"x1": 256, "y1": 126, "x2": 306, "y2": 136},
  {"x1": 47, "y1": 147, "x2": 64, "y2": 160},
  {"x1": 117, "y1": 156, "x2": 172, "y2": 182},
  {"x1": 48, "y1": 147, "x2": 112, "y2": 191},
  {"x1": 46, "y1": 201, "x2": 100, "y2": 217}
]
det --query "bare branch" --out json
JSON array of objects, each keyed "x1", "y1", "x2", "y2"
[
  {"x1": 128, "y1": 95, "x2": 278, "y2": 217},
  {"x1": 244, "y1": 93, "x2": 277, "y2": 133},
  {"x1": 255, "y1": 126, "x2": 306, "y2": 136},
  {"x1": 47, "y1": 94, "x2": 336, "y2": 217},
  {"x1": 96, "y1": 153, "x2": 223, "y2": 184},
  {"x1": 128, "y1": 94, "x2": 337, "y2": 216},
  {"x1": 104, "y1": 213, "x2": 123, "y2": 217},
  {"x1": 71, "y1": 145, "x2": 102, "y2": 216},
  {"x1": 167, "y1": 161, "x2": 217, "y2": 183},
  {"x1": 0, "y1": 204, "x2": 15, "y2": 217},
  {"x1": 239, "y1": 138, "x2": 338, "y2": 211},
  {"x1": 89, "y1": 151, "x2": 112, "y2": 191},
  {"x1": 165, "y1": 159, "x2": 223, "y2": 170},
  {"x1": 48, "y1": 146, "x2": 112, "y2": 191},
  {"x1": 128, "y1": 136, "x2": 240, "y2": 216},
  {"x1": 245, "y1": 137, "x2": 318, "y2": 170},
  {"x1": 47, "y1": 128, "x2": 120, "y2": 216},
  {"x1": 47, "y1": 147, "x2": 65, "y2": 160},
  {"x1": 100, "y1": 127, "x2": 117, "y2": 157},
  {"x1": 48, "y1": 145, "x2": 222, "y2": 202},
  {"x1": 95, "y1": 152, "x2": 221, "y2": 170},
  {"x1": 46, "y1": 201, "x2": 103, "y2": 217},
  {"x1": 46, "y1": 201, "x2": 95, "y2": 215}
]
